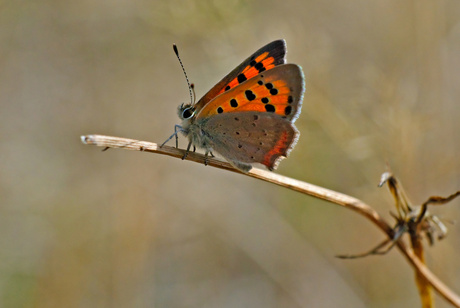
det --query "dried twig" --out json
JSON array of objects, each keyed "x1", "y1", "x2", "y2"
[{"x1": 81, "y1": 134, "x2": 460, "y2": 308}]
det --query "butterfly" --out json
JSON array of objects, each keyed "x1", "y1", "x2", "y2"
[{"x1": 162, "y1": 39, "x2": 305, "y2": 172}]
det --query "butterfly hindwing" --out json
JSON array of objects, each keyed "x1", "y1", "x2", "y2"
[
  {"x1": 200, "y1": 111, "x2": 299, "y2": 171},
  {"x1": 195, "y1": 64, "x2": 304, "y2": 122},
  {"x1": 194, "y1": 40, "x2": 287, "y2": 111}
]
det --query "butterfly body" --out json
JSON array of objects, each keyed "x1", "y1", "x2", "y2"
[{"x1": 169, "y1": 40, "x2": 305, "y2": 172}]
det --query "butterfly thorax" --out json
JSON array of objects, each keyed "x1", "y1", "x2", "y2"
[{"x1": 178, "y1": 103, "x2": 214, "y2": 152}]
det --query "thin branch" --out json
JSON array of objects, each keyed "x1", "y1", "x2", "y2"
[
  {"x1": 81, "y1": 134, "x2": 460, "y2": 307},
  {"x1": 417, "y1": 191, "x2": 460, "y2": 224}
]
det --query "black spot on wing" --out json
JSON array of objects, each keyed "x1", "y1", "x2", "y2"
[
  {"x1": 245, "y1": 90, "x2": 256, "y2": 101},
  {"x1": 284, "y1": 106, "x2": 292, "y2": 115},
  {"x1": 230, "y1": 99, "x2": 238, "y2": 108},
  {"x1": 237, "y1": 74, "x2": 247, "y2": 83},
  {"x1": 255, "y1": 62, "x2": 265, "y2": 73},
  {"x1": 265, "y1": 104, "x2": 275, "y2": 112}
]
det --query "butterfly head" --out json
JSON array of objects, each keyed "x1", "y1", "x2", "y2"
[{"x1": 178, "y1": 103, "x2": 196, "y2": 121}]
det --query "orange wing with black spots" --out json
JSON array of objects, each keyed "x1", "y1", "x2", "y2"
[
  {"x1": 195, "y1": 64, "x2": 304, "y2": 122},
  {"x1": 193, "y1": 40, "x2": 287, "y2": 112}
]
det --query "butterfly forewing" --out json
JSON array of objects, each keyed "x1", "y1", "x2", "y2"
[
  {"x1": 194, "y1": 40, "x2": 287, "y2": 111},
  {"x1": 201, "y1": 112, "x2": 298, "y2": 170},
  {"x1": 195, "y1": 64, "x2": 304, "y2": 122}
]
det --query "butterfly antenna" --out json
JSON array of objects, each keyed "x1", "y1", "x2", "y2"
[
  {"x1": 190, "y1": 83, "x2": 196, "y2": 104},
  {"x1": 173, "y1": 44, "x2": 194, "y2": 106}
]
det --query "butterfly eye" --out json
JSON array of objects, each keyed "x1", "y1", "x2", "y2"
[{"x1": 182, "y1": 107, "x2": 195, "y2": 119}]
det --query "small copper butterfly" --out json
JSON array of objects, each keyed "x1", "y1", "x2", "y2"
[{"x1": 162, "y1": 39, "x2": 305, "y2": 172}]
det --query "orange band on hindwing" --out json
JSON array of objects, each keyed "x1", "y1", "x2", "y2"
[{"x1": 262, "y1": 130, "x2": 291, "y2": 169}]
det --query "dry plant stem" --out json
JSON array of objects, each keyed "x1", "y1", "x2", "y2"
[
  {"x1": 81, "y1": 134, "x2": 460, "y2": 308},
  {"x1": 411, "y1": 232, "x2": 433, "y2": 308}
]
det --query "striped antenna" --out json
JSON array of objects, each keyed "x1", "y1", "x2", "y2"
[{"x1": 173, "y1": 44, "x2": 194, "y2": 105}]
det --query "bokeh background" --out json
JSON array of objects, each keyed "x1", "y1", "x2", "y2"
[{"x1": 1, "y1": 0, "x2": 460, "y2": 307}]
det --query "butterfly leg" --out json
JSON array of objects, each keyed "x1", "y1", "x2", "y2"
[
  {"x1": 210, "y1": 152, "x2": 215, "y2": 157},
  {"x1": 182, "y1": 141, "x2": 192, "y2": 160},
  {"x1": 174, "y1": 124, "x2": 182, "y2": 148},
  {"x1": 161, "y1": 125, "x2": 184, "y2": 148},
  {"x1": 193, "y1": 146, "x2": 196, "y2": 152}
]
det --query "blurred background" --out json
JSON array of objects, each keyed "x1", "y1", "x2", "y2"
[{"x1": 1, "y1": 0, "x2": 459, "y2": 307}]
